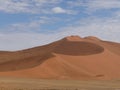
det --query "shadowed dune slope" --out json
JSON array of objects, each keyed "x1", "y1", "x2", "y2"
[
  {"x1": 54, "y1": 41, "x2": 104, "y2": 55},
  {"x1": 0, "y1": 36, "x2": 119, "y2": 80}
]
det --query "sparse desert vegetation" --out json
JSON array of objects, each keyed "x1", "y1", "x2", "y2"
[{"x1": 0, "y1": 78, "x2": 120, "y2": 90}]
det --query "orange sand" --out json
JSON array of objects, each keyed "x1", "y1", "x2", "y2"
[{"x1": 0, "y1": 36, "x2": 119, "y2": 80}]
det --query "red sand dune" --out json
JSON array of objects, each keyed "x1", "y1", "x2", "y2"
[{"x1": 0, "y1": 36, "x2": 120, "y2": 80}]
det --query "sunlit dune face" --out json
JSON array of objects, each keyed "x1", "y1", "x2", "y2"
[{"x1": 54, "y1": 41, "x2": 104, "y2": 56}]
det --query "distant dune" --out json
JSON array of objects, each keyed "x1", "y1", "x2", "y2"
[{"x1": 0, "y1": 36, "x2": 120, "y2": 80}]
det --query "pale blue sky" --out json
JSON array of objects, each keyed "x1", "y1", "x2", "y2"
[{"x1": 0, "y1": 0, "x2": 120, "y2": 50}]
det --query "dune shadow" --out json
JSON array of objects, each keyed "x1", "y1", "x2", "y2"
[
  {"x1": 0, "y1": 53, "x2": 55, "y2": 72},
  {"x1": 54, "y1": 41, "x2": 104, "y2": 56}
]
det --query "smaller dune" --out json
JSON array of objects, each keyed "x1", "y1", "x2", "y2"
[{"x1": 84, "y1": 36, "x2": 101, "y2": 41}]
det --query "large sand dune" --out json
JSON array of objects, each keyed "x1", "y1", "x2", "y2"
[{"x1": 0, "y1": 36, "x2": 120, "y2": 80}]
